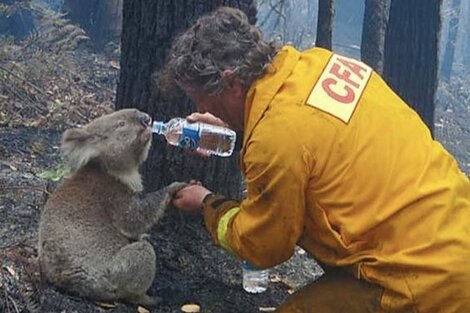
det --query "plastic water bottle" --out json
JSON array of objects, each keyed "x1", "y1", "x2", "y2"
[
  {"x1": 242, "y1": 260, "x2": 269, "y2": 293},
  {"x1": 152, "y1": 118, "x2": 236, "y2": 157}
]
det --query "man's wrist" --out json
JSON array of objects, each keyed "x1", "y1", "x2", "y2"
[
  {"x1": 202, "y1": 193, "x2": 239, "y2": 211},
  {"x1": 202, "y1": 192, "x2": 215, "y2": 207}
]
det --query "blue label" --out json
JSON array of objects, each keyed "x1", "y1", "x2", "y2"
[
  {"x1": 242, "y1": 261, "x2": 262, "y2": 271},
  {"x1": 180, "y1": 124, "x2": 200, "y2": 149}
]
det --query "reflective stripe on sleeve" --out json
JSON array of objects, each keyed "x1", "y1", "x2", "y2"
[{"x1": 217, "y1": 206, "x2": 240, "y2": 253}]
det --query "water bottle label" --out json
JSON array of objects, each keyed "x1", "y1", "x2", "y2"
[
  {"x1": 180, "y1": 124, "x2": 200, "y2": 149},
  {"x1": 242, "y1": 260, "x2": 262, "y2": 271}
]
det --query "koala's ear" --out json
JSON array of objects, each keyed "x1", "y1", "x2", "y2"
[{"x1": 61, "y1": 128, "x2": 99, "y2": 172}]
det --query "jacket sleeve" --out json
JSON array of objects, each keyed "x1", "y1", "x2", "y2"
[{"x1": 203, "y1": 124, "x2": 310, "y2": 268}]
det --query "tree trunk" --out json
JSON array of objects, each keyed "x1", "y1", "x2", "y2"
[
  {"x1": 383, "y1": 0, "x2": 442, "y2": 136},
  {"x1": 93, "y1": 0, "x2": 123, "y2": 47},
  {"x1": 316, "y1": 0, "x2": 335, "y2": 49},
  {"x1": 361, "y1": 0, "x2": 390, "y2": 74},
  {"x1": 441, "y1": 0, "x2": 461, "y2": 80},
  {"x1": 62, "y1": 0, "x2": 122, "y2": 48},
  {"x1": 116, "y1": 0, "x2": 257, "y2": 196}
]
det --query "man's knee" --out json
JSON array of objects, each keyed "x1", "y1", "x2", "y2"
[{"x1": 275, "y1": 269, "x2": 383, "y2": 313}]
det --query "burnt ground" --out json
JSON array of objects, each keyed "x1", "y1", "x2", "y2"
[
  {"x1": 1, "y1": 95, "x2": 468, "y2": 313},
  {"x1": 0, "y1": 126, "x2": 322, "y2": 313}
]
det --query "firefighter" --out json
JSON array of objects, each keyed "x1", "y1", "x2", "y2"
[{"x1": 160, "y1": 6, "x2": 470, "y2": 313}]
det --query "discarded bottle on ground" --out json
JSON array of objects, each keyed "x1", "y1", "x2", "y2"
[
  {"x1": 152, "y1": 117, "x2": 236, "y2": 157},
  {"x1": 242, "y1": 260, "x2": 269, "y2": 293}
]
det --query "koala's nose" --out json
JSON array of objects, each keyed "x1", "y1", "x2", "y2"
[{"x1": 137, "y1": 111, "x2": 152, "y2": 127}]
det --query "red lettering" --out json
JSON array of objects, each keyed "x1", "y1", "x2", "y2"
[
  {"x1": 337, "y1": 57, "x2": 368, "y2": 81},
  {"x1": 322, "y1": 78, "x2": 355, "y2": 104},
  {"x1": 329, "y1": 63, "x2": 360, "y2": 89}
]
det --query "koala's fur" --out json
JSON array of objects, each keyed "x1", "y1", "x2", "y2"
[{"x1": 39, "y1": 109, "x2": 186, "y2": 306}]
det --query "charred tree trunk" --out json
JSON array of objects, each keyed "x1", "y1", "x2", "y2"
[
  {"x1": 62, "y1": 0, "x2": 122, "y2": 48},
  {"x1": 383, "y1": 0, "x2": 442, "y2": 136},
  {"x1": 361, "y1": 0, "x2": 390, "y2": 74},
  {"x1": 316, "y1": 0, "x2": 335, "y2": 49},
  {"x1": 441, "y1": 0, "x2": 461, "y2": 80},
  {"x1": 116, "y1": 1, "x2": 257, "y2": 196},
  {"x1": 115, "y1": 4, "x2": 292, "y2": 312}
]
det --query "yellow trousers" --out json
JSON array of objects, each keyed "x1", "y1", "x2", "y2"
[{"x1": 275, "y1": 269, "x2": 383, "y2": 313}]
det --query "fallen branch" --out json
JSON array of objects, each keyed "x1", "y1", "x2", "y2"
[
  {"x1": 0, "y1": 185, "x2": 51, "y2": 196},
  {"x1": 0, "y1": 65, "x2": 46, "y2": 96}
]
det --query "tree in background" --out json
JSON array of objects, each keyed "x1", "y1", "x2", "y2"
[
  {"x1": 62, "y1": 0, "x2": 122, "y2": 48},
  {"x1": 32, "y1": 0, "x2": 64, "y2": 11},
  {"x1": 463, "y1": 1, "x2": 470, "y2": 73},
  {"x1": 383, "y1": 0, "x2": 442, "y2": 135},
  {"x1": 116, "y1": 0, "x2": 257, "y2": 196},
  {"x1": 0, "y1": 0, "x2": 35, "y2": 40},
  {"x1": 257, "y1": 0, "x2": 318, "y2": 49},
  {"x1": 316, "y1": 0, "x2": 335, "y2": 49},
  {"x1": 441, "y1": 0, "x2": 461, "y2": 80},
  {"x1": 116, "y1": 4, "x2": 298, "y2": 311},
  {"x1": 360, "y1": 0, "x2": 390, "y2": 74},
  {"x1": 333, "y1": 0, "x2": 363, "y2": 57}
]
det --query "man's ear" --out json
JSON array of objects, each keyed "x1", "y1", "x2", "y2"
[
  {"x1": 222, "y1": 69, "x2": 243, "y2": 96},
  {"x1": 222, "y1": 69, "x2": 236, "y2": 86}
]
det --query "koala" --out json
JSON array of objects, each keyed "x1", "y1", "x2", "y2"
[{"x1": 38, "y1": 109, "x2": 186, "y2": 306}]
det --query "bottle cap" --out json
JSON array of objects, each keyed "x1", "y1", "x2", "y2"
[{"x1": 152, "y1": 121, "x2": 164, "y2": 134}]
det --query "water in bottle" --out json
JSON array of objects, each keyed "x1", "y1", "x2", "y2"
[
  {"x1": 242, "y1": 260, "x2": 269, "y2": 293},
  {"x1": 152, "y1": 117, "x2": 236, "y2": 157}
]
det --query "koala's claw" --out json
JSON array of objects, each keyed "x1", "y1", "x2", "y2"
[
  {"x1": 165, "y1": 182, "x2": 189, "y2": 196},
  {"x1": 153, "y1": 182, "x2": 188, "y2": 212}
]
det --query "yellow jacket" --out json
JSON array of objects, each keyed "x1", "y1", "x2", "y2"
[{"x1": 203, "y1": 46, "x2": 470, "y2": 312}]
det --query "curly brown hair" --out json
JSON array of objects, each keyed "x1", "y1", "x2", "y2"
[{"x1": 158, "y1": 6, "x2": 278, "y2": 97}]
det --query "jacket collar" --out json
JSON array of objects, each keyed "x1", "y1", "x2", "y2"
[{"x1": 242, "y1": 46, "x2": 301, "y2": 150}]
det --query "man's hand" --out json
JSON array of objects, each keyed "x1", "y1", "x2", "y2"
[
  {"x1": 186, "y1": 112, "x2": 228, "y2": 127},
  {"x1": 185, "y1": 112, "x2": 230, "y2": 158},
  {"x1": 172, "y1": 183, "x2": 212, "y2": 214}
]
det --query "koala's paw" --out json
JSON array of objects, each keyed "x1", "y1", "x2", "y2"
[
  {"x1": 155, "y1": 181, "x2": 188, "y2": 211},
  {"x1": 165, "y1": 181, "x2": 189, "y2": 197}
]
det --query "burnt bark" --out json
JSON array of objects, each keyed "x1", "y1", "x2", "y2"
[
  {"x1": 383, "y1": 0, "x2": 442, "y2": 136},
  {"x1": 316, "y1": 0, "x2": 335, "y2": 49},
  {"x1": 361, "y1": 0, "x2": 390, "y2": 74},
  {"x1": 116, "y1": 1, "x2": 257, "y2": 196}
]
